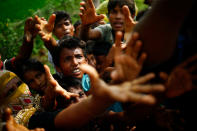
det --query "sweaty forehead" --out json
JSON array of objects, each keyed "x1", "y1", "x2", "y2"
[
  {"x1": 56, "y1": 19, "x2": 71, "y2": 26},
  {"x1": 60, "y1": 47, "x2": 84, "y2": 57}
]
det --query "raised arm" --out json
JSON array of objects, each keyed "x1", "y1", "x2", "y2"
[
  {"x1": 131, "y1": 0, "x2": 194, "y2": 66},
  {"x1": 79, "y1": 0, "x2": 105, "y2": 41},
  {"x1": 14, "y1": 17, "x2": 37, "y2": 66},
  {"x1": 34, "y1": 14, "x2": 58, "y2": 54}
]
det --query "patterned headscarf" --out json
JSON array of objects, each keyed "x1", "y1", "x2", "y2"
[{"x1": 0, "y1": 70, "x2": 36, "y2": 126}]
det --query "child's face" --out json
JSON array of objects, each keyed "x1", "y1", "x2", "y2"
[
  {"x1": 68, "y1": 87, "x2": 87, "y2": 104},
  {"x1": 53, "y1": 19, "x2": 74, "y2": 39},
  {"x1": 109, "y1": 5, "x2": 125, "y2": 32},
  {"x1": 57, "y1": 47, "x2": 87, "y2": 79},
  {"x1": 23, "y1": 70, "x2": 47, "y2": 94}
]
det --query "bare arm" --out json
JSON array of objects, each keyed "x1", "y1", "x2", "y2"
[
  {"x1": 132, "y1": 0, "x2": 194, "y2": 66},
  {"x1": 79, "y1": 0, "x2": 104, "y2": 41},
  {"x1": 14, "y1": 17, "x2": 37, "y2": 66},
  {"x1": 54, "y1": 63, "x2": 164, "y2": 129}
]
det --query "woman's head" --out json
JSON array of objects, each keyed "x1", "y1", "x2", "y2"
[
  {"x1": 0, "y1": 70, "x2": 33, "y2": 114},
  {"x1": 19, "y1": 59, "x2": 47, "y2": 95}
]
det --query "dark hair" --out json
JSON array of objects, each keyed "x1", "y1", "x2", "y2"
[
  {"x1": 53, "y1": 36, "x2": 87, "y2": 67},
  {"x1": 108, "y1": 0, "x2": 135, "y2": 16},
  {"x1": 53, "y1": 11, "x2": 72, "y2": 27},
  {"x1": 92, "y1": 40, "x2": 112, "y2": 56},
  {"x1": 18, "y1": 59, "x2": 45, "y2": 81},
  {"x1": 74, "y1": 20, "x2": 81, "y2": 29}
]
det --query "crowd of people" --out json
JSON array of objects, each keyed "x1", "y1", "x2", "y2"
[{"x1": 0, "y1": 0, "x2": 197, "y2": 130}]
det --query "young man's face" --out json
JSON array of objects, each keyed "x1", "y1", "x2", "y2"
[
  {"x1": 23, "y1": 70, "x2": 47, "y2": 94},
  {"x1": 109, "y1": 5, "x2": 125, "y2": 32},
  {"x1": 53, "y1": 19, "x2": 74, "y2": 39},
  {"x1": 57, "y1": 47, "x2": 87, "y2": 79}
]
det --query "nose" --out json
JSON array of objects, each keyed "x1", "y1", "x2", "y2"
[
  {"x1": 72, "y1": 58, "x2": 79, "y2": 66},
  {"x1": 62, "y1": 24, "x2": 67, "y2": 30},
  {"x1": 34, "y1": 78, "x2": 41, "y2": 86},
  {"x1": 116, "y1": 11, "x2": 123, "y2": 19}
]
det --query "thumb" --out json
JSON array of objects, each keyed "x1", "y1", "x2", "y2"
[
  {"x1": 3, "y1": 108, "x2": 12, "y2": 121},
  {"x1": 44, "y1": 65, "x2": 54, "y2": 82},
  {"x1": 96, "y1": 14, "x2": 105, "y2": 22},
  {"x1": 79, "y1": 64, "x2": 99, "y2": 84}
]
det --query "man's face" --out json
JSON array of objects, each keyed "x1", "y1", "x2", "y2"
[
  {"x1": 57, "y1": 47, "x2": 87, "y2": 79},
  {"x1": 23, "y1": 70, "x2": 47, "y2": 94},
  {"x1": 53, "y1": 19, "x2": 74, "y2": 39},
  {"x1": 109, "y1": 5, "x2": 125, "y2": 32}
]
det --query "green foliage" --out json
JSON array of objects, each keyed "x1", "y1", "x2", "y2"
[
  {"x1": 0, "y1": 0, "x2": 147, "y2": 74},
  {"x1": 0, "y1": 19, "x2": 23, "y2": 60}
]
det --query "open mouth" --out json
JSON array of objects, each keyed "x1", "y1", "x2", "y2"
[
  {"x1": 113, "y1": 22, "x2": 123, "y2": 28},
  {"x1": 72, "y1": 68, "x2": 81, "y2": 74}
]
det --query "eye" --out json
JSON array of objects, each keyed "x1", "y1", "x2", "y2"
[
  {"x1": 76, "y1": 55, "x2": 83, "y2": 59},
  {"x1": 64, "y1": 22, "x2": 70, "y2": 26},
  {"x1": 79, "y1": 91, "x2": 85, "y2": 98},
  {"x1": 35, "y1": 73, "x2": 42, "y2": 79}
]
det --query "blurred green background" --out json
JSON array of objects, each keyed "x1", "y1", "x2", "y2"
[{"x1": 0, "y1": 0, "x2": 147, "y2": 74}]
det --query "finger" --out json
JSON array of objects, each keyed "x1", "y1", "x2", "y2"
[
  {"x1": 159, "y1": 72, "x2": 169, "y2": 81},
  {"x1": 115, "y1": 31, "x2": 122, "y2": 48},
  {"x1": 48, "y1": 14, "x2": 56, "y2": 27},
  {"x1": 80, "y1": 1, "x2": 86, "y2": 8},
  {"x1": 125, "y1": 32, "x2": 139, "y2": 55},
  {"x1": 132, "y1": 73, "x2": 155, "y2": 84},
  {"x1": 130, "y1": 83, "x2": 165, "y2": 93},
  {"x1": 138, "y1": 52, "x2": 147, "y2": 66},
  {"x1": 3, "y1": 108, "x2": 12, "y2": 121},
  {"x1": 114, "y1": 31, "x2": 123, "y2": 57},
  {"x1": 122, "y1": 5, "x2": 133, "y2": 22},
  {"x1": 109, "y1": 88, "x2": 156, "y2": 104},
  {"x1": 41, "y1": 17, "x2": 46, "y2": 21},
  {"x1": 87, "y1": 0, "x2": 95, "y2": 9},
  {"x1": 35, "y1": 24, "x2": 41, "y2": 30},
  {"x1": 38, "y1": 31, "x2": 45, "y2": 37},
  {"x1": 79, "y1": 64, "x2": 99, "y2": 83},
  {"x1": 44, "y1": 65, "x2": 54, "y2": 81},
  {"x1": 127, "y1": 93, "x2": 156, "y2": 105},
  {"x1": 132, "y1": 40, "x2": 142, "y2": 59},
  {"x1": 69, "y1": 92, "x2": 80, "y2": 97},
  {"x1": 95, "y1": 14, "x2": 105, "y2": 22},
  {"x1": 80, "y1": 7, "x2": 85, "y2": 14},
  {"x1": 25, "y1": 17, "x2": 33, "y2": 25},
  {"x1": 34, "y1": 15, "x2": 41, "y2": 24}
]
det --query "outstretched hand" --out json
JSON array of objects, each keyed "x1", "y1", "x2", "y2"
[
  {"x1": 34, "y1": 14, "x2": 56, "y2": 42},
  {"x1": 79, "y1": 0, "x2": 105, "y2": 26},
  {"x1": 44, "y1": 65, "x2": 79, "y2": 99},
  {"x1": 80, "y1": 64, "x2": 165, "y2": 105},
  {"x1": 111, "y1": 31, "x2": 147, "y2": 83},
  {"x1": 160, "y1": 54, "x2": 197, "y2": 98},
  {"x1": 24, "y1": 17, "x2": 38, "y2": 42}
]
